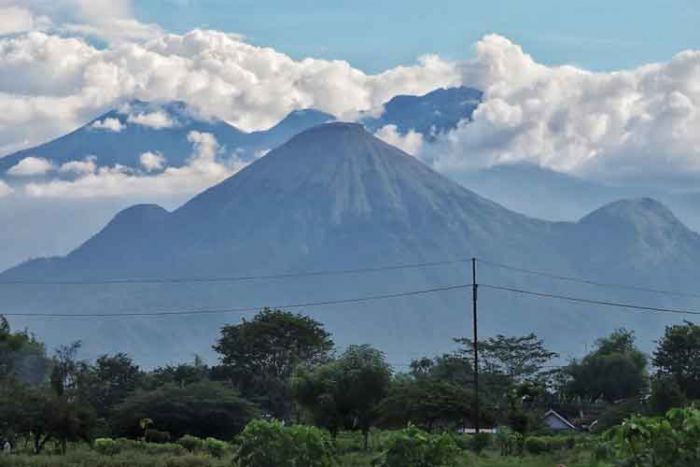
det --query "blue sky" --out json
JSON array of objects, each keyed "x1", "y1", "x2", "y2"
[{"x1": 135, "y1": 0, "x2": 700, "y2": 72}]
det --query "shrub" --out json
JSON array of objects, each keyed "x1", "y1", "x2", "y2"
[
  {"x1": 204, "y1": 437, "x2": 228, "y2": 458},
  {"x1": 604, "y1": 406, "x2": 700, "y2": 466},
  {"x1": 94, "y1": 438, "x2": 119, "y2": 455},
  {"x1": 524, "y1": 436, "x2": 548, "y2": 455},
  {"x1": 468, "y1": 432, "x2": 491, "y2": 454},
  {"x1": 495, "y1": 427, "x2": 523, "y2": 456},
  {"x1": 374, "y1": 425, "x2": 459, "y2": 467},
  {"x1": 145, "y1": 429, "x2": 172, "y2": 443},
  {"x1": 177, "y1": 435, "x2": 205, "y2": 452},
  {"x1": 235, "y1": 419, "x2": 335, "y2": 467}
]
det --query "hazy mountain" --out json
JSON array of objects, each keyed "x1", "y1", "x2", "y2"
[
  {"x1": 362, "y1": 86, "x2": 482, "y2": 138},
  {"x1": 0, "y1": 101, "x2": 335, "y2": 174},
  {"x1": 454, "y1": 163, "x2": 700, "y2": 231},
  {"x1": 1, "y1": 123, "x2": 694, "y2": 366}
]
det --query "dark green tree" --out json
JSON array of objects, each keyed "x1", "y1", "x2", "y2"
[
  {"x1": 0, "y1": 315, "x2": 50, "y2": 385},
  {"x1": 565, "y1": 329, "x2": 647, "y2": 402},
  {"x1": 378, "y1": 376, "x2": 473, "y2": 431},
  {"x1": 653, "y1": 322, "x2": 700, "y2": 399},
  {"x1": 214, "y1": 308, "x2": 333, "y2": 419},
  {"x1": 112, "y1": 380, "x2": 257, "y2": 439},
  {"x1": 293, "y1": 345, "x2": 391, "y2": 448}
]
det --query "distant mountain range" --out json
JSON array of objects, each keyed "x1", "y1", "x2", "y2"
[
  {"x1": 0, "y1": 86, "x2": 482, "y2": 177},
  {"x1": 1, "y1": 123, "x2": 694, "y2": 366},
  {"x1": 0, "y1": 86, "x2": 483, "y2": 272},
  {"x1": 0, "y1": 101, "x2": 335, "y2": 175}
]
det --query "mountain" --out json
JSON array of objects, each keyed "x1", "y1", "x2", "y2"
[
  {"x1": 1, "y1": 123, "x2": 695, "y2": 367},
  {"x1": 0, "y1": 101, "x2": 335, "y2": 174},
  {"x1": 453, "y1": 163, "x2": 700, "y2": 232},
  {"x1": 362, "y1": 86, "x2": 482, "y2": 138}
]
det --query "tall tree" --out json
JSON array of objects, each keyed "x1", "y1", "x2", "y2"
[
  {"x1": 565, "y1": 329, "x2": 647, "y2": 402},
  {"x1": 214, "y1": 308, "x2": 334, "y2": 419},
  {"x1": 293, "y1": 345, "x2": 391, "y2": 448},
  {"x1": 653, "y1": 321, "x2": 700, "y2": 399},
  {"x1": 454, "y1": 333, "x2": 558, "y2": 383}
]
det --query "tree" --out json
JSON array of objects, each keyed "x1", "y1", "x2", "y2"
[
  {"x1": 454, "y1": 333, "x2": 558, "y2": 384},
  {"x1": 653, "y1": 322, "x2": 700, "y2": 399},
  {"x1": 111, "y1": 381, "x2": 257, "y2": 439},
  {"x1": 0, "y1": 315, "x2": 50, "y2": 385},
  {"x1": 293, "y1": 345, "x2": 391, "y2": 448},
  {"x1": 214, "y1": 308, "x2": 334, "y2": 418},
  {"x1": 148, "y1": 355, "x2": 209, "y2": 388},
  {"x1": 378, "y1": 377, "x2": 473, "y2": 431},
  {"x1": 565, "y1": 329, "x2": 647, "y2": 402}
]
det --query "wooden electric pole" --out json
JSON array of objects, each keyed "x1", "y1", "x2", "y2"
[{"x1": 472, "y1": 257, "x2": 480, "y2": 434}]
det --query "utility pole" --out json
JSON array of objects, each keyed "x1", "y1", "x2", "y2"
[{"x1": 471, "y1": 257, "x2": 480, "y2": 434}]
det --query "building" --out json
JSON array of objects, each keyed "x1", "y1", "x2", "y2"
[{"x1": 542, "y1": 409, "x2": 577, "y2": 432}]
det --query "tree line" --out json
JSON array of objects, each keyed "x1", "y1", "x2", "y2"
[{"x1": 0, "y1": 310, "x2": 698, "y2": 454}]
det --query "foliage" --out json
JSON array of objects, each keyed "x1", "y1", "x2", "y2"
[
  {"x1": 94, "y1": 438, "x2": 119, "y2": 456},
  {"x1": 373, "y1": 424, "x2": 459, "y2": 467},
  {"x1": 455, "y1": 333, "x2": 558, "y2": 384},
  {"x1": 494, "y1": 427, "x2": 523, "y2": 456},
  {"x1": 653, "y1": 322, "x2": 700, "y2": 399},
  {"x1": 214, "y1": 308, "x2": 334, "y2": 419},
  {"x1": 293, "y1": 345, "x2": 392, "y2": 446},
  {"x1": 468, "y1": 432, "x2": 491, "y2": 454},
  {"x1": 177, "y1": 434, "x2": 205, "y2": 452},
  {"x1": 378, "y1": 377, "x2": 472, "y2": 431},
  {"x1": 649, "y1": 375, "x2": 687, "y2": 415},
  {"x1": 0, "y1": 315, "x2": 50, "y2": 386},
  {"x1": 604, "y1": 406, "x2": 700, "y2": 466},
  {"x1": 566, "y1": 329, "x2": 648, "y2": 402},
  {"x1": 112, "y1": 381, "x2": 257, "y2": 439},
  {"x1": 234, "y1": 419, "x2": 335, "y2": 467},
  {"x1": 204, "y1": 437, "x2": 228, "y2": 458}
]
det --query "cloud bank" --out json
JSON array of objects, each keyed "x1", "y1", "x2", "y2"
[
  {"x1": 1, "y1": 1, "x2": 700, "y2": 198},
  {"x1": 430, "y1": 35, "x2": 700, "y2": 183},
  {"x1": 0, "y1": 27, "x2": 459, "y2": 156}
]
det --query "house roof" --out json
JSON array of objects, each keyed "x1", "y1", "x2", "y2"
[{"x1": 543, "y1": 409, "x2": 577, "y2": 430}]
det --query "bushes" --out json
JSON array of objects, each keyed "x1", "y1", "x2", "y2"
[
  {"x1": 234, "y1": 419, "x2": 335, "y2": 467},
  {"x1": 524, "y1": 435, "x2": 576, "y2": 455},
  {"x1": 374, "y1": 425, "x2": 459, "y2": 467},
  {"x1": 177, "y1": 435, "x2": 205, "y2": 452},
  {"x1": 603, "y1": 406, "x2": 700, "y2": 466},
  {"x1": 468, "y1": 432, "x2": 491, "y2": 454},
  {"x1": 94, "y1": 438, "x2": 119, "y2": 455},
  {"x1": 204, "y1": 437, "x2": 229, "y2": 458}
]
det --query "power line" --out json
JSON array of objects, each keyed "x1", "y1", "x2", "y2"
[
  {"x1": 1, "y1": 283, "x2": 471, "y2": 318},
  {"x1": 0, "y1": 258, "x2": 472, "y2": 286},
  {"x1": 478, "y1": 258, "x2": 700, "y2": 299},
  {"x1": 480, "y1": 283, "x2": 700, "y2": 317}
]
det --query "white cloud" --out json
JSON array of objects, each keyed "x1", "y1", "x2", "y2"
[
  {"x1": 23, "y1": 132, "x2": 246, "y2": 199},
  {"x1": 7, "y1": 156, "x2": 54, "y2": 176},
  {"x1": 428, "y1": 34, "x2": 700, "y2": 183},
  {"x1": 127, "y1": 111, "x2": 175, "y2": 129},
  {"x1": 139, "y1": 151, "x2": 166, "y2": 172},
  {"x1": 0, "y1": 6, "x2": 51, "y2": 35},
  {"x1": 0, "y1": 179, "x2": 12, "y2": 197},
  {"x1": 0, "y1": 1, "x2": 161, "y2": 42},
  {"x1": 59, "y1": 156, "x2": 97, "y2": 175},
  {"x1": 375, "y1": 124, "x2": 424, "y2": 155},
  {"x1": 91, "y1": 117, "x2": 125, "y2": 132},
  {"x1": 0, "y1": 29, "x2": 460, "y2": 157}
]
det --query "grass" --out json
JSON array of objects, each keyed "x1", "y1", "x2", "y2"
[{"x1": 0, "y1": 432, "x2": 611, "y2": 467}]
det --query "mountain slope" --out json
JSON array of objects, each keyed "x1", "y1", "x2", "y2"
[
  {"x1": 0, "y1": 101, "x2": 335, "y2": 175},
  {"x1": 1, "y1": 124, "x2": 694, "y2": 366},
  {"x1": 362, "y1": 86, "x2": 482, "y2": 138}
]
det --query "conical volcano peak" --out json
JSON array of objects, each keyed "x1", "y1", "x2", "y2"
[{"x1": 290, "y1": 121, "x2": 369, "y2": 141}]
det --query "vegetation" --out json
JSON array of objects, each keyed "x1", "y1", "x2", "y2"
[{"x1": 1, "y1": 313, "x2": 699, "y2": 466}]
